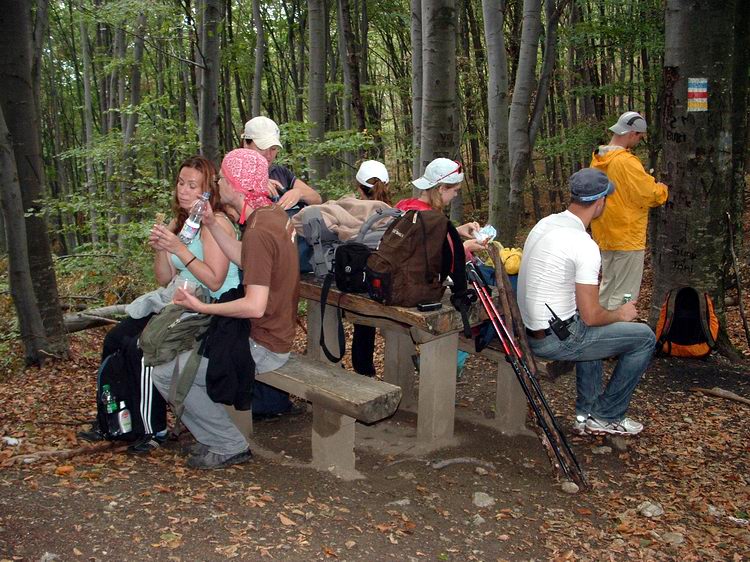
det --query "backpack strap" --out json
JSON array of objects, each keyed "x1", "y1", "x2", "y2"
[
  {"x1": 354, "y1": 208, "x2": 402, "y2": 244},
  {"x1": 698, "y1": 291, "x2": 718, "y2": 348},
  {"x1": 655, "y1": 288, "x2": 680, "y2": 352},
  {"x1": 319, "y1": 273, "x2": 346, "y2": 363},
  {"x1": 167, "y1": 333, "x2": 207, "y2": 420},
  {"x1": 445, "y1": 222, "x2": 472, "y2": 338}
]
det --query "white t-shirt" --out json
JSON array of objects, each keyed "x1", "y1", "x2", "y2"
[{"x1": 517, "y1": 210, "x2": 601, "y2": 330}]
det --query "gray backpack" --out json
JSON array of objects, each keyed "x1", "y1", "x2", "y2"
[{"x1": 301, "y1": 207, "x2": 402, "y2": 278}]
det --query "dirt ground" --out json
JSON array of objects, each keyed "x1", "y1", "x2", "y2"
[{"x1": 1, "y1": 321, "x2": 749, "y2": 561}]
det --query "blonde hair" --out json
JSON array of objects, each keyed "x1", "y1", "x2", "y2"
[{"x1": 421, "y1": 183, "x2": 458, "y2": 212}]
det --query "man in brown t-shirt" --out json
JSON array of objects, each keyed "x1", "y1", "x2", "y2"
[{"x1": 155, "y1": 148, "x2": 299, "y2": 469}]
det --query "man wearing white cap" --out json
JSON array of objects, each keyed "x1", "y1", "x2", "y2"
[
  {"x1": 241, "y1": 116, "x2": 322, "y2": 213},
  {"x1": 590, "y1": 111, "x2": 669, "y2": 309}
]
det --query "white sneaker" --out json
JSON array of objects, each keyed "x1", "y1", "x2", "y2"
[
  {"x1": 585, "y1": 416, "x2": 643, "y2": 436},
  {"x1": 572, "y1": 415, "x2": 588, "y2": 436}
]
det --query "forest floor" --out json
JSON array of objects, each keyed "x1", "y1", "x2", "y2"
[
  {"x1": 1, "y1": 313, "x2": 749, "y2": 561},
  {"x1": 2, "y1": 203, "x2": 750, "y2": 561}
]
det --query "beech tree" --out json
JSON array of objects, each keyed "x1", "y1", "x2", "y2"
[
  {"x1": 0, "y1": 0, "x2": 68, "y2": 358},
  {"x1": 650, "y1": 0, "x2": 749, "y2": 347}
]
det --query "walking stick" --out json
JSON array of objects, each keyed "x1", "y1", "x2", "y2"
[{"x1": 465, "y1": 261, "x2": 588, "y2": 489}]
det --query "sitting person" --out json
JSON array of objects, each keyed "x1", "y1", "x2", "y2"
[
  {"x1": 350, "y1": 160, "x2": 392, "y2": 377},
  {"x1": 79, "y1": 156, "x2": 240, "y2": 453},
  {"x1": 152, "y1": 148, "x2": 300, "y2": 469},
  {"x1": 517, "y1": 168, "x2": 656, "y2": 436},
  {"x1": 241, "y1": 116, "x2": 321, "y2": 214}
]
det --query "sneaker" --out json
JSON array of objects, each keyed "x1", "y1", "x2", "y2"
[
  {"x1": 585, "y1": 416, "x2": 643, "y2": 436},
  {"x1": 572, "y1": 415, "x2": 588, "y2": 436},
  {"x1": 127, "y1": 433, "x2": 167, "y2": 454},
  {"x1": 187, "y1": 448, "x2": 253, "y2": 470}
]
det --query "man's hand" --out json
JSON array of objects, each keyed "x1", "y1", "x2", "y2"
[
  {"x1": 201, "y1": 202, "x2": 216, "y2": 227},
  {"x1": 277, "y1": 188, "x2": 302, "y2": 210},
  {"x1": 173, "y1": 288, "x2": 205, "y2": 312},
  {"x1": 617, "y1": 301, "x2": 638, "y2": 322},
  {"x1": 267, "y1": 179, "x2": 283, "y2": 199}
]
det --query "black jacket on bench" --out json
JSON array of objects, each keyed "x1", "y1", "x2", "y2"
[{"x1": 203, "y1": 286, "x2": 255, "y2": 410}]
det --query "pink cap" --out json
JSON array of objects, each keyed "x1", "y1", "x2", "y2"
[{"x1": 221, "y1": 149, "x2": 271, "y2": 223}]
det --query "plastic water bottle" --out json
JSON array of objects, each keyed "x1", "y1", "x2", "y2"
[
  {"x1": 623, "y1": 293, "x2": 633, "y2": 304},
  {"x1": 178, "y1": 192, "x2": 211, "y2": 244},
  {"x1": 117, "y1": 401, "x2": 132, "y2": 434},
  {"x1": 101, "y1": 384, "x2": 122, "y2": 437}
]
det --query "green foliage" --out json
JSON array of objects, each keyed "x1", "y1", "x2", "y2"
[{"x1": 535, "y1": 119, "x2": 604, "y2": 162}]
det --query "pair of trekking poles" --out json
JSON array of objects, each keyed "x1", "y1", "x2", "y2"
[{"x1": 463, "y1": 260, "x2": 589, "y2": 489}]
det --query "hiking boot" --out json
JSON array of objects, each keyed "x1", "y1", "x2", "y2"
[
  {"x1": 572, "y1": 415, "x2": 588, "y2": 436},
  {"x1": 187, "y1": 448, "x2": 253, "y2": 470},
  {"x1": 585, "y1": 416, "x2": 643, "y2": 436},
  {"x1": 127, "y1": 433, "x2": 167, "y2": 454}
]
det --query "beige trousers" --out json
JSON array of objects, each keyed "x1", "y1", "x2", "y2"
[{"x1": 599, "y1": 249, "x2": 645, "y2": 310}]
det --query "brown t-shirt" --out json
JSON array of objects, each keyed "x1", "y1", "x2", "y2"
[{"x1": 241, "y1": 205, "x2": 300, "y2": 353}]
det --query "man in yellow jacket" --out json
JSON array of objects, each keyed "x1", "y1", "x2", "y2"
[{"x1": 591, "y1": 111, "x2": 669, "y2": 309}]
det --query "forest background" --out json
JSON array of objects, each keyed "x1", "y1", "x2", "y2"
[{"x1": 0, "y1": 0, "x2": 747, "y2": 366}]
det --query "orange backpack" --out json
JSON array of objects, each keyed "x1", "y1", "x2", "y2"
[{"x1": 655, "y1": 286, "x2": 719, "y2": 358}]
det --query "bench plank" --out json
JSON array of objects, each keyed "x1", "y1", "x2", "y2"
[{"x1": 255, "y1": 355, "x2": 402, "y2": 424}]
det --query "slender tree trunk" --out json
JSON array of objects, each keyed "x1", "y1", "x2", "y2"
[
  {"x1": 419, "y1": 0, "x2": 458, "y2": 173},
  {"x1": 410, "y1": 0, "x2": 423, "y2": 178},
  {"x1": 252, "y1": 0, "x2": 265, "y2": 116},
  {"x1": 308, "y1": 0, "x2": 328, "y2": 181},
  {"x1": 0, "y1": 1, "x2": 67, "y2": 356},
  {"x1": 79, "y1": 19, "x2": 99, "y2": 244},
  {"x1": 483, "y1": 0, "x2": 510, "y2": 232},
  {"x1": 338, "y1": 0, "x2": 366, "y2": 131},
  {"x1": 200, "y1": 0, "x2": 221, "y2": 166},
  {"x1": 507, "y1": 0, "x2": 542, "y2": 240},
  {"x1": 651, "y1": 0, "x2": 749, "y2": 339},
  {"x1": 0, "y1": 106, "x2": 49, "y2": 365}
]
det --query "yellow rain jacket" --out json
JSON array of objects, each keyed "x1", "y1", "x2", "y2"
[{"x1": 590, "y1": 147, "x2": 668, "y2": 251}]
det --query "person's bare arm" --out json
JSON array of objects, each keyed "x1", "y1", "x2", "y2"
[
  {"x1": 202, "y1": 207, "x2": 242, "y2": 266},
  {"x1": 576, "y1": 283, "x2": 637, "y2": 326},
  {"x1": 277, "y1": 178, "x2": 322, "y2": 209},
  {"x1": 174, "y1": 284, "x2": 269, "y2": 318}
]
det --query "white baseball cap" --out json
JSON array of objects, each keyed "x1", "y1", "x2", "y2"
[
  {"x1": 355, "y1": 160, "x2": 389, "y2": 188},
  {"x1": 609, "y1": 111, "x2": 648, "y2": 135},
  {"x1": 411, "y1": 158, "x2": 464, "y2": 190},
  {"x1": 241, "y1": 116, "x2": 283, "y2": 150}
]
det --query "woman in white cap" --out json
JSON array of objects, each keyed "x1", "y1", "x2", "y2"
[
  {"x1": 350, "y1": 160, "x2": 392, "y2": 377},
  {"x1": 355, "y1": 159, "x2": 392, "y2": 205},
  {"x1": 396, "y1": 157, "x2": 486, "y2": 254}
]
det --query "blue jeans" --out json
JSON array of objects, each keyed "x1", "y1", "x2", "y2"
[{"x1": 528, "y1": 318, "x2": 655, "y2": 422}]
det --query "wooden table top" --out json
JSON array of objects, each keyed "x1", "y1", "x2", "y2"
[{"x1": 300, "y1": 274, "x2": 489, "y2": 336}]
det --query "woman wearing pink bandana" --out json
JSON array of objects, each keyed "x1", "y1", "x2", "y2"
[{"x1": 159, "y1": 149, "x2": 300, "y2": 469}]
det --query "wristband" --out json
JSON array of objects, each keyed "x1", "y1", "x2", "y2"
[{"x1": 184, "y1": 255, "x2": 197, "y2": 268}]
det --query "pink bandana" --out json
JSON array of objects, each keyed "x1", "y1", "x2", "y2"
[{"x1": 221, "y1": 149, "x2": 272, "y2": 224}]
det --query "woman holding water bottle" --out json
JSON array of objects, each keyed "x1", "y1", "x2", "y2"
[
  {"x1": 149, "y1": 156, "x2": 240, "y2": 298},
  {"x1": 80, "y1": 156, "x2": 241, "y2": 453}
]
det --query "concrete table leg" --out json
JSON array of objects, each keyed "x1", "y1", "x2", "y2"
[
  {"x1": 417, "y1": 333, "x2": 457, "y2": 443},
  {"x1": 306, "y1": 300, "x2": 342, "y2": 363},
  {"x1": 494, "y1": 358, "x2": 532, "y2": 436},
  {"x1": 383, "y1": 329, "x2": 416, "y2": 411},
  {"x1": 311, "y1": 406, "x2": 361, "y2": 479}
]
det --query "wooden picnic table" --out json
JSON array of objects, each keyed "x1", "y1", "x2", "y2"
[{"x1": 300, "y1": 274, "x2": 528, "y2": 445}]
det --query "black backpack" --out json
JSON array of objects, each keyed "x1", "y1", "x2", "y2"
[{"x1": 96, "y1": 336, "x2": 167, "y2": 441}]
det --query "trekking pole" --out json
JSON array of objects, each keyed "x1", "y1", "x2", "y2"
[{"x1": 466, "y1": 262, "x2": 588, "y2": 489}]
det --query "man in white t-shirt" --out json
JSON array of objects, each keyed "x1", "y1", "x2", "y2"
[{"x1": 517, "y1": 168, "x2": 656, "y2": 436}]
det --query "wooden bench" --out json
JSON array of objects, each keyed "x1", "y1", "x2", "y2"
[{"x1": 228, "y1": 354, "x2": 401, "y2": 479}]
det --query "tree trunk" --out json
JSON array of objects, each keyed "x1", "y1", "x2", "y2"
[
  {"x1": 308, "y1": 0, "x2": 328, "y2": 181},
  {"x1": 419, "y1": 0, "x2": 458, "y2": 172},
  {"x1": 0, "y1": 105, "x2": 49, "y2": 365},
  {"x1": 651, "y1": 0, "x2": 749, "y2": 335},
  {"x1": 410, "y1": 0, "x2": 423, "y2": 178},
  {"x1": 0, "y1": 1, "x2": 68, "y2": 357},
  {"x1": 507, "y1": 0, "x2": 542, "y2": 240},
  {"x1": 483, "y1": 0, "x2": 510, "y2": 233},
  {"x1": 200, "y1": 0, "x2": 221, "y2": 166},
  {"x1": 338, "y1": 0, "x2": 366, "y2": 131},
  {"x1": 79, "y1": 18, "x2": 99, "y2": 245},
  {"x1": 252, "y1": 0, "x2": 265, "y2": 116}
]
